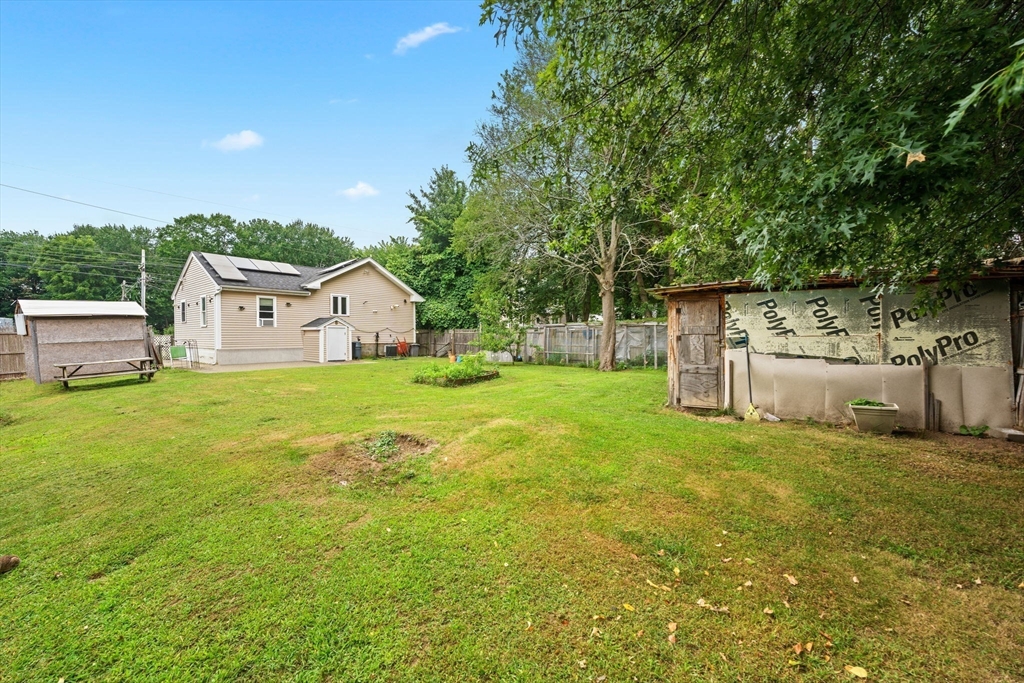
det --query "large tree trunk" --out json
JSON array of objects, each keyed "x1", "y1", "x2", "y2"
[{"x1": 598, "y1": 257, "x2": 617, "y2": 371}]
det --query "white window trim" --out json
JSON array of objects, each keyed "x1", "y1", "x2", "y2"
[
  {"x1": 331, "y1": 293, "x2": 350, "y2": 316},
  {"x1": 257, "y1": 295, "x2": 277, "y2": 327},
  {"x1": 200, "y1": 297, "x2": 207, "y2": 327},
  {"x1": 214, "y1": 293, "x2": 222, "y2": 349},
  {"x1": 180, "y1": 301, "x2": 186, "y2": 323}
]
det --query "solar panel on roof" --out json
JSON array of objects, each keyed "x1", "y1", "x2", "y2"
[
  {"x1": 202, "y1": 253, "x2": 247, "y2": 281},
  {"x1": 249, "y1": 258, "x2": 282, "y2": 273},
  {"x1": 227, "y1": 256, "x2": 258, "y2": 270},
  {"x1": 275, "y1": 262, "x2": 301, "y2": 275}
]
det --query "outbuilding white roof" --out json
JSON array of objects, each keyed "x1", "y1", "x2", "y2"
[{"x1": 16, "y1": 300, "x2": 148, "y2": 318}]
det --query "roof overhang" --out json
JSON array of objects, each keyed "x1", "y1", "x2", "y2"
[
  {"x1": 301, "y1": 257, "x2": 425, "y2": 303},
  {"x1": 649, "y1": 265, "x2": 1024, "y2": 299},
  {"x1": 220, "y1": 286, "x2": 311, "y2": 297},
  {"x1": 15, "y1": 299, "x2": 148, "y2": 317},
  {"x1": 300, "y1": 316, "x2": 355, "y2": 330}
]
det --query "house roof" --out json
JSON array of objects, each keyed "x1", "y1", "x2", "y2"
[
  {"x1": 16, "y1": 300, "x2": 147, "y2": 317},
  {"x1": 185, "y1": 252, "x2": 425, "y2": 302}
]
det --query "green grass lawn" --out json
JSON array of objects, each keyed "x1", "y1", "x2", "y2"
[{"x1": 1, "y1": 360, "x2": 1022, "y2": 682}]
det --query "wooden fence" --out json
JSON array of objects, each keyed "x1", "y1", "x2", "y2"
[
  {"x1": 415, "y1": 329, "x2": 481, "y2": 357},
  {"x1": 0, "y1": 319, "x2": 26, "y2": 380},
  {"x1": 415, "y1": 323, "x2": 668, "y2": 366}
]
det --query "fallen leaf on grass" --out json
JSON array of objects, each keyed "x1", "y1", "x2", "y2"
[
  {"x1": 591, "y1": 627, "x2": 601, "y2": 637},
  {"x1": 715, "y1": 543, "x2": 723, "y2": 547},
  {"x1": 793, "y1": 643, "x2": 803, "y2": 655},
  {"x1": 623, "y1": 603, "x2": 635, "y2": 612},
  {"x1": 844, "y1": 664, "x2": 868, "y2": 678},
  {"x1": 525, "y1": 621, "x2": 532, "y2": 631},
  {"x1": 635, "y1": 630, "x2": 644, "y2": 637},
  {"x1": 744, "y1": 557, "x2": 755, "y2": 564},
  {"x1": 668, "y1": 622, "x2": 677, "y2": 632},
  {"x1": 578, "y1": 659, "x2": 587, "y2": 669},
  {"x1": 1018, "y1": 581, "x2": 1024, "y2": 589},
  {"x1": 673, "y1": 566, "x2": 680, "y2": 576},
  {"x1": 852, "y1": 576, "x2": 859, "y2": 584},
  {"x1": 657, "y1": 549, "x2": 666, "y2": 556},
  {"x1": 805, "y1": 642, "x2": 814, "y2": 652},
  {"x1": 788, "y1": 660, "x2": 800, "y2": 667},
  {"x1": 744, "y1": 580, "x2": 753, "y2": 587},
  {"x1": 668, "y1": 633, "x2": 677, "y2": 644},
  {"x1": 973, "y1": 577, "x2": 982, "y2": 585},
  {"x1": 763, "y1": 607, "x2": 774, "y2": 615},
  {"x1": 596, "y1": 677, "x2": 606, "y2": 682},
  {"x1": 784, "y1": 574, "x2": 799, "y2": 585},
  {"x1": 722, "y1": 557, "x2": 733, "y2": 563}
]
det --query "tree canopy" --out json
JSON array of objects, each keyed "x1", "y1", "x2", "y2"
[{"x1": 484, "y1": 0, "x2": 1024, "y2": 294}]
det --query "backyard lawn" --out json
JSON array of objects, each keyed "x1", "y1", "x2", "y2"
[{"x1": 1, "y1": 360, "x2": 1022, "y2": 682}]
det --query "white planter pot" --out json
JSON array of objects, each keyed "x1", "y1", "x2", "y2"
[{"x1": 850, "y1": 403, "x2": 899, "y2": 434}]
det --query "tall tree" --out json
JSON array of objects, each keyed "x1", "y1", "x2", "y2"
[
  {"x1": 465, "y1": 37, "x2": 667, "y2": 369},
  {"x1": 405, "y1": 167, "x2": 480, "y2": 329}
]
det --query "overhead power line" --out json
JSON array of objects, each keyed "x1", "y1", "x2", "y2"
[
  {"x1": 1, "y1": 162, "x2": 301, "y2": 220},
  {"x1": 0, "y1": 184, "x2": 170, "y2": 224}
]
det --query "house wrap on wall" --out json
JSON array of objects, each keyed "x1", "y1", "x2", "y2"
[
  {"x1": 650, "y1": 267, "x2": 1024, "y2": 433},
  {"x1": 171, "y1": 252, "x2": 424, "y2": 365}
]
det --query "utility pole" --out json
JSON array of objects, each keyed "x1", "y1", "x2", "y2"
[{"x1": 140, "y1": 249, "x2": 147, "y2": 311}]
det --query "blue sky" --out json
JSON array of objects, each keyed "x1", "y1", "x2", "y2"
[{"x1": 0, "y1": 1, "x2": 518, "y2": 246}]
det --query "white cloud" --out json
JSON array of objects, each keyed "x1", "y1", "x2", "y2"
[
  {"x1": 394, "y1": 22, "x2": 460, "y2": 55},
  {"x1": 209, "y1": 130, "x2": 264, "y2": 152},
  {"x1": 336, "y1": 181, "x2": 379, "y2": 199}
]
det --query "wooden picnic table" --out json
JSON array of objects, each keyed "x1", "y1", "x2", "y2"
[{"x1": 54, "y1": 357, "x2": 157, "y2": 388}]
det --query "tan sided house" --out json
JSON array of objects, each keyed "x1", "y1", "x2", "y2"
[{"x1": 170, "y1": 252, "x2": 424, "y2": 365}]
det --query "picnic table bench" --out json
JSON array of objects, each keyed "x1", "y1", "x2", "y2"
[{"x1": 54, "y1": 357, "x2": 157, "y2": 388}]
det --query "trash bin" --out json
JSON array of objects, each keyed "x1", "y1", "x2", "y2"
[
  {"x1": 351, "y1": 340, "x2": 362, "y2": 360},
  {"x1": 409, "y1": 343, "x2": 420, "y2": 357}
]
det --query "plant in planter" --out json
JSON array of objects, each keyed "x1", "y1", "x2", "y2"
[{"x1": 846, "y1": 398, "x2": 899, "y2": 434}]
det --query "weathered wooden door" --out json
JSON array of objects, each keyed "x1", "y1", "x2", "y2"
[{"x1": 669, "y1": 296, "x2": 723, "y2": 408}]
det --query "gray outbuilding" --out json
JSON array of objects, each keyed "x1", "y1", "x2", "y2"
[{"x1": 14, "y1": 300, "x2": 151, "y2": 384}]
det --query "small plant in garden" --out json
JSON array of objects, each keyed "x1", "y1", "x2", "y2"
[
  {"x1": 847, "y1": 398, "x2": 886, "y2": 407},
  {"x1": 959, "y1": 424, "x2": 989, "y2": 438},
  {"x1": 413, "y1": 353, "x2": 498, "y2": 386},
  {"x1": 366, "y1": 430, "x2": 400, "y2": 461}
]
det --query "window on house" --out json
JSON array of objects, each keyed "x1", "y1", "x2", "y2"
[
  {"x1": 180, "y1": 301, "x2": 186, "y2": 323},
  {"x1": 257, "y1": 297, "x2": 276, "y2": 327},
  {"x1": 331, "y1": 294, "x2": 349, "y2": 316},
  {"x1": 200, "y1": 297, "x2": 207, "y2": 327}
]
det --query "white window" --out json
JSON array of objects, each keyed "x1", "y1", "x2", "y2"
[
  {"x1": 331, "y1": 294, "x2": 349, "y2": 316},
  {"x1": 200, "y1": 297, "x2": 207, "y2": 327},
  {"x1": 180, "y1": 301, "x2": 186, "y2": 323},
  {"x1": 257, "y1": 296, "x2": 276, "y2": 327}
]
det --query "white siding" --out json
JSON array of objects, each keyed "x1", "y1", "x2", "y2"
[{"x1": 173, "y1": 257, "x2": 218, "y2": 350}]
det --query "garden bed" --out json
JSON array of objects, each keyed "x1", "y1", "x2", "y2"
[{"x1": 415, "y1": 369, "x2": 500, "y2": 387}]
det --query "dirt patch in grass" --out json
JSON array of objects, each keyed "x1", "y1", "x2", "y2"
[{"x1": 306, "y1": 432, "x2": 435, "y2": 487}]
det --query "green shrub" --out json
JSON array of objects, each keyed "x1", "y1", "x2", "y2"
[
  {"x1": 366, "y1": 430, "x2": 400, "y2": 460},
  {"x1": 847, "y1": 398, "x2": 886, "y2": 407},
  {"x1": 413, "y1": 353, "x2": 496, "y2": 386},
  {"x1": 959, "y1": 424, "x2": 989, "y2": 438}
]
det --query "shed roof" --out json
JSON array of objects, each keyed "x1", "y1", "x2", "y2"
[
  {"x1": 300, "y1": 316, "x2": 353, "y2": 329},
  {"x1": 16, "y1": 300, "x2": 147, "y2": 318},
  {"x1": 648, "y1": 264, "x2": 1024, "y2": 298}
]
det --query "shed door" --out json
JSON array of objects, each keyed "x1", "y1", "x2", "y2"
[
  {"x1": 675, "y1": 297, "x2": 723, "y2": 408},
  {"x1": 326, "y1": 326, "x2": 348, "y2": 361}
]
